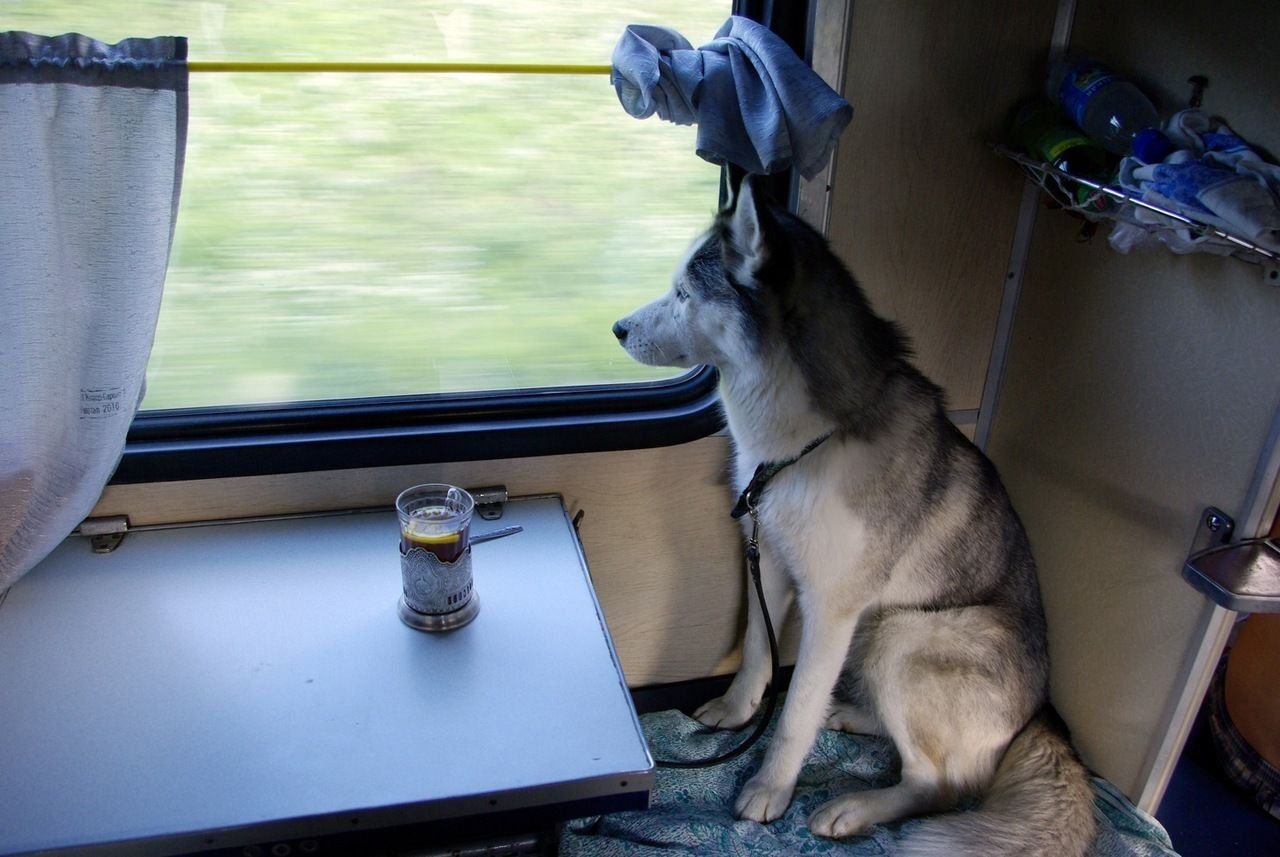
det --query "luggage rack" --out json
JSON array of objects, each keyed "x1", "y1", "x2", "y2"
[{"x1": 992, "y1": 143, "x2": 1280, "y2": 284}]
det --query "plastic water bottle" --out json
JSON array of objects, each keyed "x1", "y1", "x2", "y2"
[{"x1": 1047, "y1": 55, "x2": 1171, "y2": 163}]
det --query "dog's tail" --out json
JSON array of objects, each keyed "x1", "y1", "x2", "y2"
[{"x1": 898, "y1": 709, "x2": 1097, "y2": 857}]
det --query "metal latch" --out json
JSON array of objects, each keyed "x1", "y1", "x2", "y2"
[
  {"x1": 74, "y1": 515, "x2": 130, "y2": 554},
  {"x1": 1182, "y1": 507, "x2": 1280, "y2": 613},
  {"x1": 470, "y1": 485, "x2": 508, "y2": 521}
]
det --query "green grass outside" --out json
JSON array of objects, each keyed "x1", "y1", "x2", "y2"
[{"x1": 10, "y1": 1, "x2": 729, "y2": 408}]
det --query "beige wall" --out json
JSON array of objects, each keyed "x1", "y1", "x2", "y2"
[
  {"x1": 827, "y1": 0, "x2": 1056, "y2": 409},
  {"x1": 988, "y1": 0, "x2": 1280, "y2": 806}
]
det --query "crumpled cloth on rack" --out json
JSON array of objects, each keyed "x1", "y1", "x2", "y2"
[
  {"x1": 610, "y1": 16, "x2": 853, "y2": 178},
  {"x1": 1167, "y1": 108, "x2": 1280, "y2": 193},
  {"x1": 560, "y1": 705, "x2": 1181, "y2": 856},
  {"x1": 1109, "y1": 109, "x2": 1280, "y2": 256}
]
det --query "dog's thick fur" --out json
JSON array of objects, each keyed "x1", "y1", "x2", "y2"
[{"x1": 612, "y1": 176, "x2": 1096, "y2": 855}]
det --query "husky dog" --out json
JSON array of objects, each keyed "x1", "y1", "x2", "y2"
[{"x1": 612, "y1": 176, "x2": 1096, "y2": 855}]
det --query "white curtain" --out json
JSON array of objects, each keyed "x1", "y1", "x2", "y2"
[{"x1": 0, "y1": 33, "x2": 188, "y2": 588}]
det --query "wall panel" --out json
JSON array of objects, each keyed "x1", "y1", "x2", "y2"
[
  {"x1": 988, "y1": 0, "x2": 1280, "y2": 805},
  {"x1": 826, "y1": 0, "x2": 1056, "y2": 409}
]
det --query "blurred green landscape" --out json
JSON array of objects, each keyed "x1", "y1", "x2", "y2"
[{"x1": 10, "y1": 1, "x2": 728, "y2": 408}]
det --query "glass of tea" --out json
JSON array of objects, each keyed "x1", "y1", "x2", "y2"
[{"x1": 396, "y1": 483, "x2": 474, "y2": 563}]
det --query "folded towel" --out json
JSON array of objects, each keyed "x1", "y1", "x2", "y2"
[
  {"x1": 1116, "y1": 149, "x2": 1280, "y2": 253},
  {"x1": 610, "y1": 16, "x2": 853, "y2": 178},
  {"x1": 1107, "y1": 189, "x2": 1241, "y2": 257},
  {"x1": 1167, "y1": 108, "x2": 1280, "y2": 195}
]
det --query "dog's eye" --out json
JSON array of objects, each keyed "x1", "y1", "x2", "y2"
[{"x1": 674, "y1": 288, "x2": 688, "y2": 302}]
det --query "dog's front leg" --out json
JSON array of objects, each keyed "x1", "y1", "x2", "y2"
[
  {"x1": 695, "y1": 542, "x2": 793, "y2": 729},
  {"x1": 735, "y1": 600, "x2": 857, "y2": 823}
]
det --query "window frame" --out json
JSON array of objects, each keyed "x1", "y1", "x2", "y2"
[
  {"x1": 114, "y1": 0, "x2": 811, "y2": 484},
  {"x1": 118, "y1": 368, "x2": 723, "y2": 482}
]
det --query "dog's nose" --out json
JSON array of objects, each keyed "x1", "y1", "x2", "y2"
[{"x1": 612, "y1": 321, "x2": 629, "y2": 343}]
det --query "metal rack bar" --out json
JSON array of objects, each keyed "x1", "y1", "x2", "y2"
[
  {"x1": 992, "y1": 144, "x2": 1280, "y2": 268},
  {"x1": 186, "y1": 61, "x2": 612, "y2": 75}
]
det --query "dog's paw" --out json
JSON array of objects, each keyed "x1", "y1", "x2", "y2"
[
  {"x1": 808, "y1": 794, "x2": 874, "y2": 839},
  {"x1": 824, "y1": 703, "x2": 880, "y2": 735},
  {"x1": 734, "y1": 774, "x2": 794, "y2": 823},
  {"x1": 694, "y1": 693, "x2": 758, "y2": 730}
]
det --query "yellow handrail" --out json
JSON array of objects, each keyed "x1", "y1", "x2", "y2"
[{"x1": 186, "y1": 61, "x2": 613, "y2": 75}]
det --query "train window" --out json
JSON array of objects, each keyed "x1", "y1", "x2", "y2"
[
  {"x1": 12, "y1": 2, "x2": 812, "y2": 481},
  {"x1": 13, "y1": 1, "x2": 727, "y2": 411}
]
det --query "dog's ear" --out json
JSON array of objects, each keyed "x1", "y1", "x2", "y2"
[
  {"x1": 719, "y1": 164, "x2": 748, "y2": 213},
  {"x1": 722, "y1": 174, "x2": 771, "y2": 283}
]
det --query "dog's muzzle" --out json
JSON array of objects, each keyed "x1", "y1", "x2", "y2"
[{"x1": 611, "y1": 320, "x2": 629, "y2": 343}]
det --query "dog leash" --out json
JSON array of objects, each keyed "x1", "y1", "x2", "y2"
[
  {"x1": 729, "y1": 432, "x2": 835, "y2": 521},
  {"x1": 656, "y1": 430, "x2": 834, "y2": 769}
]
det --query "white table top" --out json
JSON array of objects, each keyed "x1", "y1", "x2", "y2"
[{"x1": 0, "y1": 496, "x2": 652, "y2": 856}]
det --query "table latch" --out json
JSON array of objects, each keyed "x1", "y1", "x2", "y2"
[
  {"x1": 471, "y1": 485, "x2": 508, "y2": 521},
  {"x1": 73, "y1": 515, "x2": 131, "y2": 554}
]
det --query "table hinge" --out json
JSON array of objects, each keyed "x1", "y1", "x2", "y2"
[
  {"x1": 471, "y1": 485, "x2": 508, "y2": 521},
  {"x1": 74, "y1": 515, "x2": 131, "y2": 554},
  {"x1": 1182, "y1": 507, "x2": 1280, "y2": 614}
]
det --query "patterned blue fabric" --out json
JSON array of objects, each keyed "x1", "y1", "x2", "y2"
[
  {"x1": 1127, "y1": 160, "x2": 1241, "y2": 217},
  {"x1": 1167, "y1": 108, "x2": 1280, "y2": 198},
  {"x1": 1116, "y1": 107, "x2": 1280, "y2": 254},
  {"x1": 562, "y1": 708, "x2": 1179, "y2": 856},
  {"x1": 1202, "y1": 131, "x2": 1252, "y2": 160}
]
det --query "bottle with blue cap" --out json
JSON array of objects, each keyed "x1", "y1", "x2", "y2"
[{"x1": 1047, "y1": 54, "x2": 1172, "y2": 164}]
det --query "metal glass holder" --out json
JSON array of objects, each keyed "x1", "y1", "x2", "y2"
[{"x1": 398, "y1": 546, "x2": 479, "y2": 632}]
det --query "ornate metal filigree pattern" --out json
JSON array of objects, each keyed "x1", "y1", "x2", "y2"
[{"x1": 400, "y1": 546, "x2": 474, "y2": 615}]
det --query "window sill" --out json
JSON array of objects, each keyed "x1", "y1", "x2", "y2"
[{"x1": 116, "y1": 368, "x2": 723, "y2": 484}]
